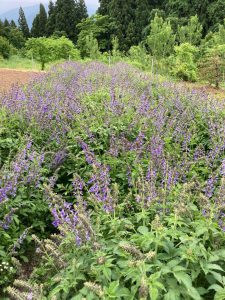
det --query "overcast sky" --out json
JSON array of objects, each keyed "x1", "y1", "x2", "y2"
[{"x1": 0, "y1": 0, "x2": 99, "y2": 13}]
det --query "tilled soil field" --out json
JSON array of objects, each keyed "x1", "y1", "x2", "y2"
[{"x1": 0, "y1": 69, "x2": 42, "y2": 93}]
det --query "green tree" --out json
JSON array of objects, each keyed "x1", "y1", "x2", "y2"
[
  {"x1": 207, "y1": 0, "x2": 225, "y2": 32},
  {"x1": 25, "y1": 36, "x2": 79, "y2": 70},
  {"x1": 18, "y1": 7, "x2": 30, "y2": 38},
  {"x1": 77, "y1": 14, "x2": 117, "y2": 56},
  {"x1": 111, "y1": 36, "x2": 120, "y2": 58},
  {"x1": 146, "y1": 14, "x2": 175, "y2": 59},
  {"x1": 135, "y1": 0, "x2": 151, "y2": 42},
  {"x1": 31, "y1": 14, "x2": 40, "y2": 38},
  {"x1": 4, "y1": 19, "x2": 10, "y2": 27},
  {"x1": 10, "y1": 20, "x2": 17, "y2": 28},
  {"x1": 178, "y1": 15, "x2": 203, "y2": 45},
  {"x1": 199, "y1": 45, "x2": 225, "y2": 88},
  {"x1": 0, "y1": 36, "x2": 12, "y2": 59},
  {"x1": 200, "y1": 20, "x2": 225, "y2": 55},
  {"x1": 109, "y1": 0, "x2": 137, "y2": 51},
  {"x1": 76, "y1": 0, "x2": 88, "y2": 21},
  {"x1": 171, "y1": 42, "x2": 198, "y2": 81},
  {"x1": 54, "y1": 0, "x2": 76, "y2": 41},
  {"x1": 85, "y1": 33, "x2": 100, "y2": 59},
  {"x1": 31, "y1": 4, "x2": 48, "y2": 37},
  {"x1": 46, "y1": 0, "x2": 56, "y2": 36},
  {"x1": 97, "y1": 0, "x2": 111, "y2": 15},
  {"x1": 53, "y1": 0, "x2": 88, "y2": 42},
  {"x1": 8, "y1": 28, "x2": 26, "y2": 49},
  {"x1": 128, "y1": 44, "x2": 148, "y2": 68}
]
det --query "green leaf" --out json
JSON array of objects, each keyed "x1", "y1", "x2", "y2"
[
  {"x1": 209, "y1": 284, "x2": 223, "y2": 292},
  {"x1": 137, "y1": 226, "x2": 149, "y2": 235},
  {"x1": 173, "y1": 272, "x2": 192, "y2": 288},
  {"x1": 149, "y1": 287, "x2": 159, "y2": 300},
  {"x1": 214, "y1": 289, "x2": 225, "y2": 300},
  {"x1": 164, "y1": 289, "x2": 180, "y2": 300},
  {"x1": 187, "y1": 287, "x2": 202, "y2": 300},
  {"x1": 207, "y1": 264, "x2": 224, "y2": 272},
  {"x1": 103, "y1": 267, "x2": 112, "y2": 281}
]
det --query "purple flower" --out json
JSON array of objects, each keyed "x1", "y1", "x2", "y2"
[{"x1": 221, "y1": 159, "x2": 225, "y2": 176}]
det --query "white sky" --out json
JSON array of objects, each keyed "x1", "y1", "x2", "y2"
[{"x1": 0, "y1": 0, "x2": 99, "y2": 13}]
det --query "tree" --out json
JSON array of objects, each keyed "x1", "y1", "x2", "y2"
[
  {"x1": 10, "y1": 20, "x2": 17, "y2": 28},
  {"x1": 171, "y1": 43, "x2": 198, "y2": 82},
  {"x1": 178, "y1": 15, "x2": 203, "y2": 45},
  {"x1": 31, "y1": 4, "x2": 48, "y2": 37},
  {"x1": 200, "y1": 20, "x2": 225, "y2": 55},
  {"x1": 97, "y1": 0, "x2": 111, "y2": 15},
  {"x1": 31, "y1": 14, "x2": 40, "y2": 38},
  {"x1": 52, "y1": 0, "x2": 88, "y2": 42},
  {"x1": 8, "y1": 28, "x2": 26, "y2": 49},
  {"x1": 146, "y1": 14, "x2": 175, "y2": 59},
  {"x1": 4, "y1": 19, "x2": 10, "y2": 27},
  {"x1": 85, "y1": 33, "x2": 100, "y2": 59},
  {"x1": 111, "y1": 36, "x2": 120, "y2": 58},
  {"x1": 199, "y1": 45, "x2": 225, "y2": 88},
  {"x1": 25, "y1": 37, "x2": 79, "y2": 70},
  {"x1": 18, "y1": 7, "x2": 30, "y2": 38},
  {"x1": 135, "y1": 0, "x2": 151, "y2": 42},
  {"x1": 207, "y1": 0, "x2": 225, "y2": 32},
  {"x1": 108, "y1": 0, "x2": 137, "y2": 51},
  {"x1": 46, "y1": 0, "x2": 56, "y2": 36},
  {"x1": 0, "y1": 36, "x2": 12, "y2": 59},
  {"x1": 77, "y1": 14, "x2": 117, "y2": 56},
  {"x1": 128, "y1": 44, "x2": 148, "y2": 68},
  {"x1": 76, "y1": 0, "x2": 88, "y2": 21}
]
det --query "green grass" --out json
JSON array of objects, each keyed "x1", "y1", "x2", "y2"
[{"x1": 0, "y1": 55, "x2": 66, "y2": 71}]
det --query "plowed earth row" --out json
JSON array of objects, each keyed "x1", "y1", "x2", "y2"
[{"x1": 0, "y1": 69, "x2": 42, "y2": 93}]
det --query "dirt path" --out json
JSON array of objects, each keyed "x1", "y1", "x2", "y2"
[{"x1": 0, "y1": 68, "x2": 43, "y2": 93}]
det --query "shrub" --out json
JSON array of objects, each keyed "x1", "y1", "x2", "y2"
[
  {"x1": 0, "y1": 36, "x2": 12, "y2": 59},
  {"x1": 171, "y1": 43, "x2": 198, "y2": 81}
]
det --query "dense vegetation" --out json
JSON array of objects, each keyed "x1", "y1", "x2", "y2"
[
  {"x1": 1, "y1": 62, "x2": 225, "y2": 299},
  {"x1": 0, "y1": 0, "x2": 225, "y2": 86}
]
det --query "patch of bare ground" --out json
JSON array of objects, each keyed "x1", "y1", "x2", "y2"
[{"x1": 0, "y1": 68, "x2": 43, "y2": 93}]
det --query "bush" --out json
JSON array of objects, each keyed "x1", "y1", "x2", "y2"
[
  {"x1": 199, "y1": 44, "x2": 225, "y2": 88},
  {"x1": 0, "y1": 36, "x2": 12, "y2": 59},
  {"x1": 171, "y1": 43, "x2": 198, "y2": 81}
]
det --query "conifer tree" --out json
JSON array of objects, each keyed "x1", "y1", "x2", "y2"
[
  {"x1": 178, "y1": 15, "x2": 202, "y2": 45},
  {"x1": 74, "y1": 0, "x2": 88, "y2": 39},
  {"x1": 10, "y1": 20, "x2": 17, "y2": 28},
  {"x1": 54, "y1": 0, "x2": 77, "y2": 41},
  {"x1": 39, "y1": 4, "x2": 48, "y2": 35},
  {"x1": 46, "y1": 0, "x2": 56, "y2": 36},
  {"x1": 135, "y1": 0, "x2": 151, "y2": 42},
  {"x1": 52, "y1": 0, "x2": 88, "y2": 42},
  {"x1": 76, "y1": 0, "x2": 88, "y2": 20},
  {"x1": 98, "y1": 0, "x2": 111, "y2": 15},
  {"x1": 31, "y1": 4, "x2": 48, "y2": 37},
  {"x1": 146, "y1": 14, "x2": 175, "y2": 58},
  {"x1": 31, "y1": 15, "x2": 40, "y2": 37},
  {"x1": 18, "y1": 7, "x2": 30, "y2": 38},
  {"x1": 4, "y1": 19, "x2": 10, "y2": 27},
  {"x1": 109, "y1": 0, "x2": 137, "y2": 51}
]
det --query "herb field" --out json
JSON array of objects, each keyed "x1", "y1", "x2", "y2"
[{"x1": 1, "y1": 62, "x2": 225, "y2": 299}]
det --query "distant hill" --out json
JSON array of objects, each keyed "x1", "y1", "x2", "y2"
[{"x1": 0, "y1": 4, "x2": 98, "y2": 29}]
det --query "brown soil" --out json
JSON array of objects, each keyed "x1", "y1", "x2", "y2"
[
  {"x1": 180, "y1": 81, "x2": 225, "y2": 100},
  {"x1": 0, "y1": 68, "x2": 43, "y2": 93}
]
